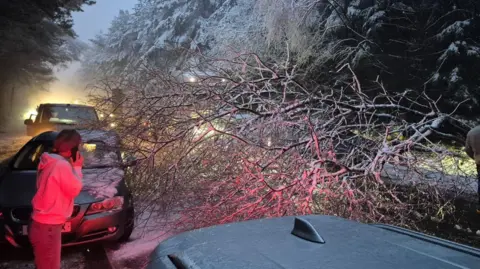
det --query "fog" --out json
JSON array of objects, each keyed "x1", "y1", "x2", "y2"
[
  {"x1": 26, "y1": 0, "x2": 137, "y2": 114},
  {"x1": 3, "y1": 0, "x2": 136, "y2": 132}
]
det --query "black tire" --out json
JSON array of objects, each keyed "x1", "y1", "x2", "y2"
[{"x1": 118, "y1": 207, "x2": 134, "y2": 243}]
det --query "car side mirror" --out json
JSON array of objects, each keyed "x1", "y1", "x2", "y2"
[{"x1": 24, "y1": 119, "x2": 33, "y2": 125}]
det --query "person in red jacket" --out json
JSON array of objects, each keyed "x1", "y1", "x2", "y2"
[{"x1": 29, "y1": 129, "x2": 84, "y2": 269}]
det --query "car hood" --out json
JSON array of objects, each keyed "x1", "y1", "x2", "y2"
[
  {"x1": 147, "y1": 215, "x2": 480, "y2": 269},
  {"x1": 0, "y1": 167, "x2": 124, "y2": 207}
]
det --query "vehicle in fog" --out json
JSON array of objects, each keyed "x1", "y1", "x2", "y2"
[{"x1": 24, "y1": 103, "x2": 100, "y2": 136}]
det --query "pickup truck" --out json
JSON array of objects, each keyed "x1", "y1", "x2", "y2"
[{"x1": 24, "y1": 103, "x2": 99, "y2": 136}]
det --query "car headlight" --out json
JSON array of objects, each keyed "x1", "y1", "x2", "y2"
[{"x1": 86, "y1": 196, "x2": 124, "y2": 215}]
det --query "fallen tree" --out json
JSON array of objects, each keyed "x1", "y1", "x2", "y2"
[{"x1": 85, "y1": 50, "x2": 477, "y2": 240}]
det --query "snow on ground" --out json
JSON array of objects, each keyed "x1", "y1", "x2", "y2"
[
  {"x1": 0, "y1": 133, "x2": 30, "y2": 161},
  {"x1": 107, "y1": 229, "x2": 171, "y2": 269},
  {"x1": 107, "y1": 209, "x2": 176, "y2": 269}
]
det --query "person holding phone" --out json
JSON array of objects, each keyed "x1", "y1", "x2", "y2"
[{"x1": 29, "y1": 129, "x2": 84, "y2": 269}]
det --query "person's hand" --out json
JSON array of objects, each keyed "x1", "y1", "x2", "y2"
[{"x1": 71, "y1": 151, "x2": 84, "y2": 168}]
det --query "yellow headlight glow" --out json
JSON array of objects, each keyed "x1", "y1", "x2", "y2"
[{"x1": 23, "y1": 109, "x2": 38, "y2": 120}]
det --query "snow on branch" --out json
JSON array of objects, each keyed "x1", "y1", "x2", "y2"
[{"x1": 85, "y1": 48, "x2": 476, "y2": 234}]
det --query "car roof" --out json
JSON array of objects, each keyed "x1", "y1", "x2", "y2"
[
  {"x1": 147, "y1": 215, "x2": 480, "y2": 269},
  {"x1": 40, "y1": 103, "x2": 94, "y2": 108},
  {"x1": 31, "y1": 129, "x2": 120, "y2": 147}
]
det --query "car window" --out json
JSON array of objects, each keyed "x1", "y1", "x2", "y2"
[
  {"x1": 81, "y1": 141, "x2": 121, "y2": 168},
  {"x1": 13, "y1": 142, "x2": 52, "y2": 170}
]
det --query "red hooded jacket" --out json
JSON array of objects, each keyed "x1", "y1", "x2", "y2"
[{"x1": 31, "y1": 153, "x2": 83, "y2": 224}]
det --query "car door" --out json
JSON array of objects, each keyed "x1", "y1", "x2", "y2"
[
  {"x1": 0, "y1": 141, "x2": 50, "y2": 208},
  {"x1": 28, "y1": 105, "x2": 56, "y2": 136}
]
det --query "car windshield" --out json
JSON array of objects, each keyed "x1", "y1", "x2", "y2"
[
  {"x1": 12, "y1": 141, "x2": 120, "y2": 170},
  {"x1": 80, "y1": 141, "x2": 120, "y2": 168},
  {"x1": 40, "y1": 106, "x2": 98, "y2": 124}
]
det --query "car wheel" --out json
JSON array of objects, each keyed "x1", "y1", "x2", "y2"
[{"x1": 118, "y1": 207, "x2": 134, "y2": 243}]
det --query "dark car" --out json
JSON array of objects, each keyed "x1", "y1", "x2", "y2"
[
  {"x1": 24, "y1": 103, "x2": 100, "y2": 137},
  {"x1": 146, "y1": 215, "x2": 480, "y2": 269},
  {"x1": 0, "y1": 130, "x2": 135, "y2": 247}
]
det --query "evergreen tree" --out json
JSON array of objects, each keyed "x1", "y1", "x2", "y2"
[{"x1": 0, "y1": 0, "x2": 95, "y2": 127}]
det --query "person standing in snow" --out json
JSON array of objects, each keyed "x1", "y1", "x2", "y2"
[
  {"x1": 29, "y1": 129, "x2": 84, "y2": 269},
  {"x1": 465, "y1": 125, "x2": 480, "y2": 213}
]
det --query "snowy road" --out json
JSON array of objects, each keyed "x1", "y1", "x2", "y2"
[{"x1": 0, "y1": 132, "x2": 30, "y2": 162}]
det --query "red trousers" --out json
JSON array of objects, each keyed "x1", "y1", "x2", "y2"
[{"x1": 28, "y1": 220, "x2": 63, "y2": 269}]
